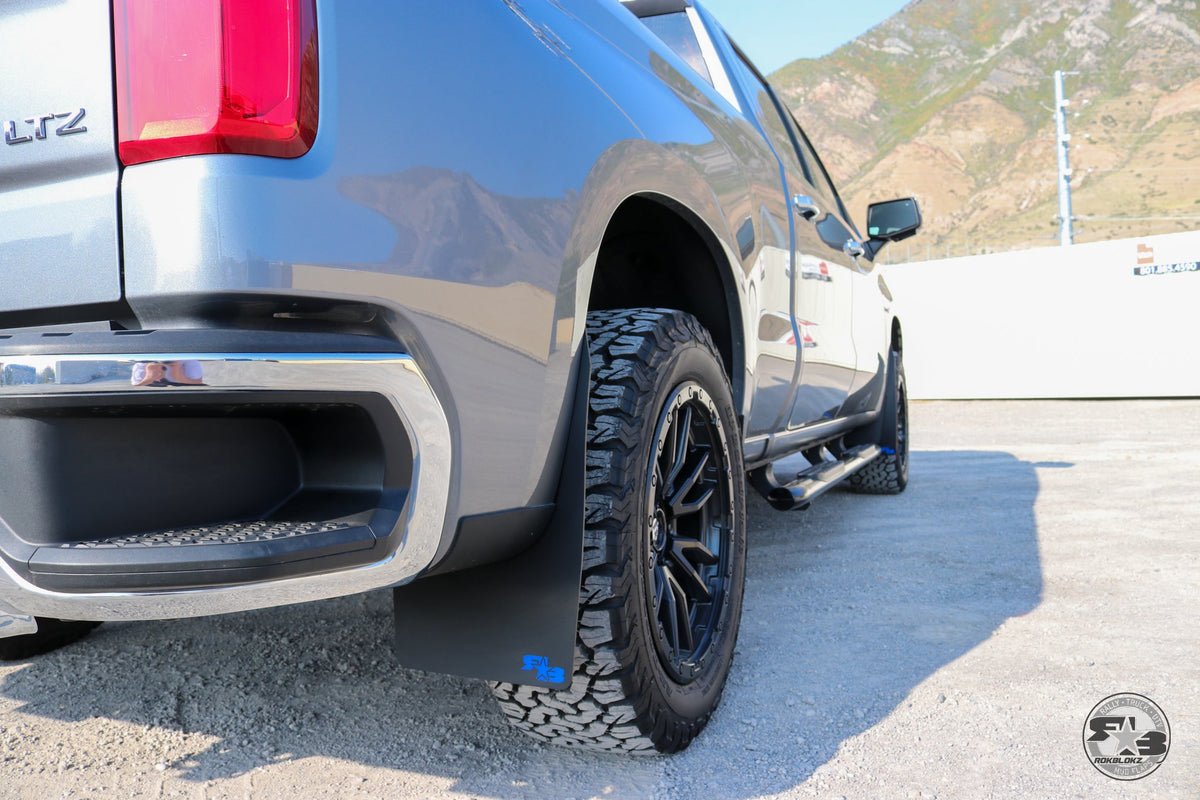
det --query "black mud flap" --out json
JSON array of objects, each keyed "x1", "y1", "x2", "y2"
[
  {"x1": 845, "y1": 349, "x2": 900, "y2": 452},
  {"x1": 875, "y1": 349, "x2": 902, "y2": 453},
  {"x1": 391, "y1": 352, "x2": 587, "y2": 689}
]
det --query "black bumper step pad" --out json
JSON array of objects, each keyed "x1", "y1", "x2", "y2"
[
  {"x1": 28, "y1": 520, "x2": 377, "y2": 592},
  {"x1": 60, "y1": 520, "x2": 353, "y2": 549}
]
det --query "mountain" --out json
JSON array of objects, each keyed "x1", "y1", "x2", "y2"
[{"x1": 770, "y1": 0, "x2": 1200, "y2": 255}]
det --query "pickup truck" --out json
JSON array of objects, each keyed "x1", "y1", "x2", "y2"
[{"x1": 0, "y1": 0, "x2": 920, "y2": 753}]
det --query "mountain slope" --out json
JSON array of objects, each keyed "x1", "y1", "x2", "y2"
[{"x1": 770, "y1": 0, "x2": 1200, "y2": 254}]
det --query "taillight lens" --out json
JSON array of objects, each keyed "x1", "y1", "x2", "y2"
[{"x1": 114, "y1": 0, "x2": 318, "y2": 166}]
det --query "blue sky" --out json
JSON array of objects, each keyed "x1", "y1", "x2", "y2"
[{"x1": 699, "y1": 0, "x2": 911, "y2": 73}]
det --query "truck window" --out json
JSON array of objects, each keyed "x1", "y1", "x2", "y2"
[
  {"x1": 723, "y1": 45, "x2": 815, "y2": 188},
  {"x1": 785, "y1": 113, "x2": 860, "y2": 237},
  {"x1": 640, "y1": 11, "x2": 711, "y2": 83}
]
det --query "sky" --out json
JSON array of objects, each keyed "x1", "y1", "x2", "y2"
[{"x1": 698, "y1": 0, "x2": 912, "y2": 74}]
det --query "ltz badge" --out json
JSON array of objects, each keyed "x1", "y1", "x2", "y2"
[{"x1": 1083, "y1": 693, "x2": 1171, "y2": 780}]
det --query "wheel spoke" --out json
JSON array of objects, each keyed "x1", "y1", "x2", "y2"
[
  {"x1": 654, "y1": 564, "x2": 672, "y2": 640},
  {"x1": 657, "y1": 566, "x2": 686, "y2": 655},
  {"x1": 661, "y1": 567, "x2": 693, "y2": 654},
  {"x1": 669, "y1": 538, "x2": 717, "y2": 603},
  {"x1": 675, "y1": 486, "x2": 713, "y2": 517},
  {"x1": 664, "y1": 405, "x2": 693, "y2": 488},
  {"x1": 653, "y1": 563, "x2": 668, "y2": 614},
  {"x1": 662, "y1": 409, "x2": 678, "y2": 485},
  {"x1": 669, "y1": 449, "x2": 712, "y2": 517}
]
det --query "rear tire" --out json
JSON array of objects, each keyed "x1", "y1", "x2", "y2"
[
  {"x1": 0, "y1": 618, "x2": 101, "y2": 661},
  {"x1": 490, "y1": 309, "x2": 746, "y2": 753},
  {"x1": 848, "y1": 348, "x2": 908, "y2": 495}
]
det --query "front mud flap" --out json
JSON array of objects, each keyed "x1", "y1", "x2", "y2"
[{"x1": 391, "y1": 353, "x2": 587, "y2": 689}]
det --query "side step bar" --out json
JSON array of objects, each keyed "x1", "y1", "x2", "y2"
[{"x1": 749, "y1": 444, "x2": 882, "y2": 511}]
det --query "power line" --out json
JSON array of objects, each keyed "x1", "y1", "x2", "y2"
[
  {"x1": 1076, "y1": 215, "x2": 1200, "y2": 221},
  {"x1": 1077, "y1": 167, "x2": 1200, "y2": 173}
]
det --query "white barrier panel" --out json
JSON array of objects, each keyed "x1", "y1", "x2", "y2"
[{"x1": 882, "y1": 230, "x2": 1200, "y2": 399}]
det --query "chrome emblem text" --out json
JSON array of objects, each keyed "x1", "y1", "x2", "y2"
[{"x1": 5, "y1": 108, "x2": 87, "y2": 145}]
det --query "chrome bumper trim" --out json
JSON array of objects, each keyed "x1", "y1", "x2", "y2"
[
  {"x1": 0, "y1": 352, "x2": 451, "y2": 625},
  {"x1": 0, "y1": 613, "x2": 37, "y2": 638}
]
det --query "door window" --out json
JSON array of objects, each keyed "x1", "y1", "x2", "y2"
[{"x1": 724, "y1": 46, "x2": 814, "y2": 188}]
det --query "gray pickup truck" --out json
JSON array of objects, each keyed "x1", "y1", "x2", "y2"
[{"x1": 0, "y1": 0, "x2": 920, "y2": 753}]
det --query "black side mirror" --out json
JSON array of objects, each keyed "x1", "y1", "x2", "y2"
[{"x1": 866, "y1": 197, "x2": 921, "y2": 243}]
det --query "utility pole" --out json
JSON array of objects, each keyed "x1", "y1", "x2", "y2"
[{"x1": 1054, "y1": 70, "x2": 1079, "y2": 246}]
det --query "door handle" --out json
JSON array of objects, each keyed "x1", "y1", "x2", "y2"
[
  {"x1": 843, "y1": 239, "x2": 865, "y2": 258},
  {"x1": 792, "y1": 195, "x2": 820, "y2": 221}
]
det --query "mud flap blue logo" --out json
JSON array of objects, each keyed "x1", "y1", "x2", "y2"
[{"x1": 523, "y1": 655, "x2": 565, "y2": 684}]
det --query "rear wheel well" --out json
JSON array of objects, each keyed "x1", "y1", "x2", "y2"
[{"x1": 588, "y1": 195, "x2": 742, "y2": 405}]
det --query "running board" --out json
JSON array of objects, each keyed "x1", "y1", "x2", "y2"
[{"x1": 749, "y1": 444, "x2": 882, "y2": 511}]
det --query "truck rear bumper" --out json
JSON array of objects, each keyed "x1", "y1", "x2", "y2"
[{"x1": 0, "y1": 331, "x2": 451, "y2": 631}]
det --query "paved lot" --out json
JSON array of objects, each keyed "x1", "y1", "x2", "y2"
[{"x1": 2, "y1": 400, "x2": 1198, "y2": 799}]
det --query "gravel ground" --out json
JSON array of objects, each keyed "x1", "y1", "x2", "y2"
[{"x1": 1, "y1": 400, "x2": 1197, "y2": 799}]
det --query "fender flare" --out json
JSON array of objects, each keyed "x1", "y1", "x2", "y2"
[{"x1": 563, "y1": 138, "x2": 750, "y2": 406}]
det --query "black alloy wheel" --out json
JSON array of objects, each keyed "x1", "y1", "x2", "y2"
[{"x1": 645, "y1": 381, "x2": 733, "y2": 684}]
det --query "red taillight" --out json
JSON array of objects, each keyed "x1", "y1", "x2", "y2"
[{"x1": 114, "y1": 0, "x2": 318, "y2": 166}]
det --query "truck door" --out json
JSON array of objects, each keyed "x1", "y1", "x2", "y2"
[
  {"x1": 772, "y1": 113, "x2": 862, "y2": 428},
  {"x1": 716, "y1": 47, "x2": 812, "y2": 438},
  {"x1": 721, "y1": 43, "x2": 861, "y2": 435},
  {"x1": 786, "y1": 119, "x2": 890, "y2": 420}
]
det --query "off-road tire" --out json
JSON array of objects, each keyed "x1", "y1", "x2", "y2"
[
  {"x1": 0, "y1": 618, "x2": 101, "y2": 661},
  {"x1": 490, "y1": 308, "x2": 746, "y2": 754},
  {"x1": 848, "y1": 349, "x2": 908, "y2": 494}
]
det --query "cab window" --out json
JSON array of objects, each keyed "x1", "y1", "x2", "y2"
[
  {"x1": 724, "y1": 45, "x2": 814, "y2": 187},
  {"x1": 786, "y1": 115, "x2": 859, "y2": 237},
  {"x1": 640, "y1": 12, "x2": 711, "y2": 83}
]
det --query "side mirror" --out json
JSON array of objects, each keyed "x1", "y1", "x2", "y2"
[
  {"x1": 866, "y1": 197, "x2": 921, "y2": 244},
  {"x1": 863, "y1": 198, "x2": 921, "y2": 260}
]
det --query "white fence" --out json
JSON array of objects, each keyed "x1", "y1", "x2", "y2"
[{"x1": 881, "y1": 229, "x2": 1200, "y2": 399}]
